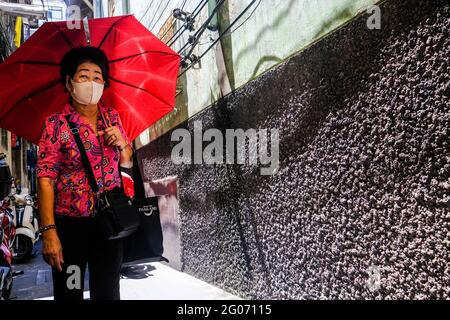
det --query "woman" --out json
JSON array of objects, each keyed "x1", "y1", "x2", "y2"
[{"x1": 37, "y1": 46, "x2": 133, "y2": 300}]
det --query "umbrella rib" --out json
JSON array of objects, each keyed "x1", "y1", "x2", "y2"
[
  {"x1": 15, "y1": 61, "x2": 59, "y2": 66},
  {"x1": 50, "y1": 22, "x2": 75, "y2": 49},
  {"x1": 109, "y1": 50, "x2": 180, "y2": 64},
  {"x1": 97, "y1": 16, "x2": 130, "y2": 49},
  {"x1": 0, "y1": 79, "x2": 61, "y2": 124},
  {"x1": 109, "y1": 76, "x2": 173, "y2": 107}
]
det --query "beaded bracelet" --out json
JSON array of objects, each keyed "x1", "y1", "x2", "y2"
[{"x1": 39, "y1": 224, "x2": 57, "y2": 234}]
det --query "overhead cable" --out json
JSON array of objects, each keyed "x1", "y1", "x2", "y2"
[
  {"x1": 178, "y1": 0, "x2": 260, "y2": 78},
  {"x1": 166, "y1": 0, "x2": 209, "y2": 47}
]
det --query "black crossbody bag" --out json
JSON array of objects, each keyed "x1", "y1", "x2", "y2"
[{"x1": 65, "y1": 115, "x2": 140, "y2": 240}]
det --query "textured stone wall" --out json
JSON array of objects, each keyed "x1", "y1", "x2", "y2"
[{"x1": 138, "y1": 0, "x2": 449, "y2": 299}]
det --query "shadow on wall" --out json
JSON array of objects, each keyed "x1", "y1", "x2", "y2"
[
  {"x1": 234, "y1": 0, "x2": 296, "y2": 69},
  {"x1": 312, "y1": 7, "x2": 354, "y2": 41},
  {"x1": 234, "y1": 1, "x2": 377, "y2": 85},
  {"x1": 250, "y1": 55, "x2": 283, "y2": 80},
  {"x1": 211, "y1": 97, "x2": 274, "y2": 297}
]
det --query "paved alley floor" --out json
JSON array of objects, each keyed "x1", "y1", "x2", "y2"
[{"x1": 10, "y1": 240, "x2": 241, "y2": 300}]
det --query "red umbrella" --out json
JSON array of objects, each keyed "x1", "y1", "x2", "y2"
[{"x1": 0, "y1": 15, "x2": 180, "y2": 144}]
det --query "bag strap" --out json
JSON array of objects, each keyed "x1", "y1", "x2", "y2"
[
  {"x1": 132, "y1": 152, "x2": 146, "y2": 199},
  {"x1": 65, "y1": 115, "x2": 99, "y2": 193}
]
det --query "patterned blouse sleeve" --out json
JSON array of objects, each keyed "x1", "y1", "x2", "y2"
[{"x1": 37, "y1": 115, "x2": 62, "y2": 180}]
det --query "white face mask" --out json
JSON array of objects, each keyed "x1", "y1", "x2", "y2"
[{"x1": 67, "y1": 79, "x2": 104, "y2": 105}]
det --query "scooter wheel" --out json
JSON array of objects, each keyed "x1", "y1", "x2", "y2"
[{"x1": 13, "y1": 235, "x2": 33, "y2": 263}]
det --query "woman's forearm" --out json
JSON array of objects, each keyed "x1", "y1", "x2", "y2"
[
  {"x1": 38, "y1": 177, "x2": 62, "y2": 271},
  {"x1": 38, "y1": 177, "x2": 56, "y2": 227},
  {"x1": 119, "y1": 144, "x2": 133, "y2": 166}
]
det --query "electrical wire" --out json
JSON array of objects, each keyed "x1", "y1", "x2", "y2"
[
  {"x1": 166, "y1": 0, "x2": 208, "y2": 47},
  {"x1": 164, "y1": 21, "x2": 183, "y2": 45},
  {"x1": 146, "y1": 0, "x2": 165, "y2": 28},
  {"x1": 154, "y1": 1, "x2": 181, "y2": 40},
  {"x1": 181, "y1": 0, "x2": 261, "y2": 54},
  {"x1": 158, "y1": 0, "x2": 188, "y2": 41},
  {"x1": 178, "y1": 0, "x2": 189, "y2": 13},
  {"x1": 150, "y1": 0, "x2": 174, "y2": 32},
  {"x1": 223, "y1": 0, "x2": 262, "y2": 36},
  {"x1": 159, "y1": 20, "x2": 175, "y2": 41},
  {"x1": 181, "y1": 0, "x2": 189, "y2": 11},
  {"x1": 159, "y1": 13, "x2": 178, "y2": 40},
  {"x1": 178, "y1": 0, "x2": 259, "y2": 78},
  {"x1": 138, "y1": 1, "x2": 154, "y2": 22},
  {"x1": 180, "y1": 0, "x2": 259, "y2": 60},
  {"x1": 177, "y1": 0, "x2": 225, "y2": 56},
  {"x1": 166, "y1": 0, "x2": 209, "y2": 47}
]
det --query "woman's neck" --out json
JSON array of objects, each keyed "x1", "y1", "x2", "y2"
[{"x1": 72, "y1": 101, "x2": 98, "y2": 119}]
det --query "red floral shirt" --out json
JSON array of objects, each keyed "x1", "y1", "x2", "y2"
[{"x1": 37, "y1": 103, "x2": 129, "y2": 217}]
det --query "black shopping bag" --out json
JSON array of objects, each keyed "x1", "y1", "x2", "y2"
[{"x1": 122, "y1": 153, "x2": 167, "y2": 266}]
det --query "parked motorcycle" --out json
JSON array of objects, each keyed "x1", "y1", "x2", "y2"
[
  {"x1": 31, "y1": 193, "x2": 39, "y2": 222},
  {"x1": 0, "y1": 154, "x2": 15, "y2": 299},
  {"x1": 0, "y1": 202, "x2": 15, "y2": 300},
  {"x1": 10, "y1": 185, "x2": 39, "y2": 263}
]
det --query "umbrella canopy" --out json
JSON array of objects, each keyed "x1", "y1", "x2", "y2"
[{"x1": 0, "y1": 15, "x2": 180, "y2": 145}]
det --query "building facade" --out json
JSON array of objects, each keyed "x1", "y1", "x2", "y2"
[
  {"x1": 115, "y1": 0, "x2": 448, "y2": 299},
  {"x1": 0, "y1": 0, "x2": 67, "y2": 193}
]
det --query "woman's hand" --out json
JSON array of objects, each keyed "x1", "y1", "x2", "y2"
[
  {"x1": 38, "y1": 178, "x2": 63, "y2": 271},
  {"x1": 98, "y1": 126, "x2": 127, "y2": 149},
  {"x1": 42, "y1": 230, "x2": 64, "y2": 272}
]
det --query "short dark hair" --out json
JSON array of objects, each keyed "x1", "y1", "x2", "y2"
[{"x1": 60, "y1": 46, "x2": 110, "y2": 89}]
